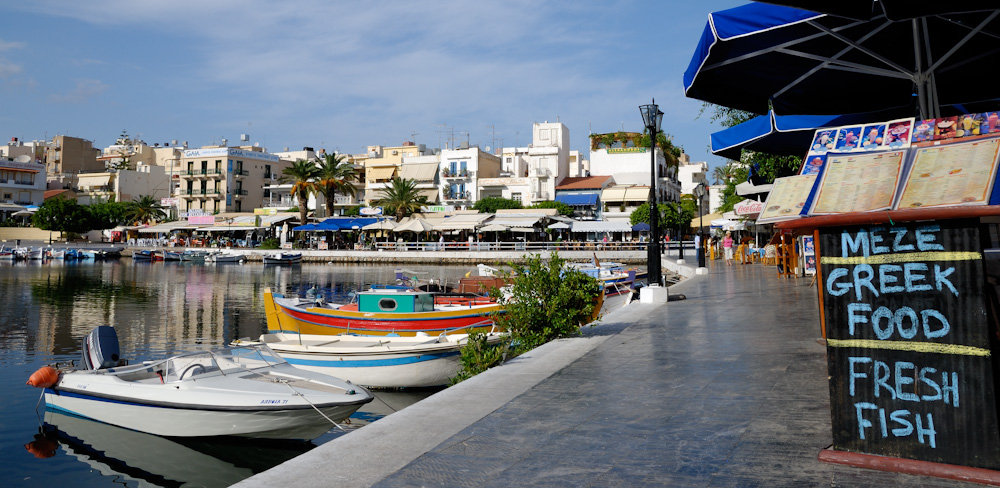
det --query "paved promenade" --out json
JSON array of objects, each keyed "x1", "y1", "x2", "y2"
[{"x1": 236, "y1": 259, "x2": 976, "y2": 487}]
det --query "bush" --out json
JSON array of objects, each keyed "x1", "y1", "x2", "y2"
[
  {"x1": 259, "y1": 238, "x2": 281, "y2": 249},
  {"x1": 451, "y1": 252, "x2": 600, "y2": 383}
]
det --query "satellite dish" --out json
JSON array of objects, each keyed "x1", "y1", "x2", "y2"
[{"x1": 485, "y1": 146, "x2": 491, "y2": 152}]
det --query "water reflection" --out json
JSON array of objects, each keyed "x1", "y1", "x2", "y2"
[{"x1": 1, "y1": 261, "x2": 471, "y2": 488}]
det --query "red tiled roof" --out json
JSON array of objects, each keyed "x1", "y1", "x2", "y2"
[
  {"x1": 44, "y1": 189, "x2": 77, "y2": 200},
  {"x1": 555, "y1": 176, "x2": 612, "y2": 190}
]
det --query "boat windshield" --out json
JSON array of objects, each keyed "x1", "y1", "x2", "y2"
[{"x1": 161, "y1": 344, "x2": 287, "y2": 382}]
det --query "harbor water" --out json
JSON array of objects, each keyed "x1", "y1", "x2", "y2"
[{"x1": 0, "y1": 259, "x2": 479, "y2": 487}]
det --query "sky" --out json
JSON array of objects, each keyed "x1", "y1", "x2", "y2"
[{"x1": 0, "y1": 0, "x2": 745, "y2": 173}]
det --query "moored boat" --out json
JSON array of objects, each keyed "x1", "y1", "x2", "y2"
[
  {"x1": 235, "y1": 330, "x2": 505, "y2": 388},
  {"x1": 263, "y1": 288, "x2": 502, "y2": 336},
  {"x1": 208, "y1": 251, "x2": 245, "y2": 263},
  {"x1": 180, "y1": 250, "x2": 210, "y2": 262},
  {"x1": 262, "y1": 251, "x2": 302, "y2": 265},
  {"x1": 30, "y1": 326, "x2": 373, "y2": 440},
  {"x1": 132, "y1": 249, "x2": 154, "y2": 261}
]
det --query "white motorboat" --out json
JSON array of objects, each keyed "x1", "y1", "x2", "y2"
[
  {"x1": 207, "y1": 251, "x2": 245, "y2": 263},
  {"x1": 262, "y1": 251, "x2": 302, "y2": 265},
  {"x1": 180, "y1": 250, "x2": 210, "y2": 262},
  {"x1": 235, "y1": 331, "x2": 505, "y2": 389},
  {"x1": 30, "y1": 326, "x2": 373, "y2": 441}
]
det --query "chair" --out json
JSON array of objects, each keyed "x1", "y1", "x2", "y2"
[{"x1": 763, "y1": 245, "x2": 777, "y2": 265}]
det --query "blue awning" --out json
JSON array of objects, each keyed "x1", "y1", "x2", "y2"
[{"x1": 555, "y1": 193, "x2": 598, "y2": 206}]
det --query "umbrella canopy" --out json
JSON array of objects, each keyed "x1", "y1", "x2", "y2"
[
  {"x1": 479, "y1": 223, "x2": 509, "y2": 232},
  {"x1": 291, "y1": 223, "x2": 318, "y2": 231},
  {"x1": 631, "y1": 222, "x2": 651, "y2": 232},
  {"x1": 362, "y1": 219, "x2": 396, "y2": 231},
  {"x1": 711, "y1": 109, "x2": 905, "y2": 159},
  {"x1": 685, "y1": 3, "x2": 1000, "y2": 120},
  {"x1": 393, "y1": 218, "x2": 435, "y2": 233}
]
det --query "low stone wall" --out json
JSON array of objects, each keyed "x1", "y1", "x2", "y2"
[
  {"x1": 126, "y1": 248, "x2": 653, "y2": 265},
  {"x1": 0, "y1": 227, "x2": 63, "y2": 243}
]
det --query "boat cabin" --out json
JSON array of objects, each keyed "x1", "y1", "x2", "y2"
[{"x1": 358, "y1": 290, "x2": 435, "y2": 313}]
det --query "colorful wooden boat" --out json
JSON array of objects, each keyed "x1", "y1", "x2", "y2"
[{"x1": 263, "y1": 288, "x2": 502, "y2": 336}]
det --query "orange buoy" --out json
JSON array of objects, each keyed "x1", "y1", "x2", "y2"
[{"x1": 26, "y1": 366, "x2": 60, "y2": 388}]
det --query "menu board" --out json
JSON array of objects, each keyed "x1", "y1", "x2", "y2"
[
  {"x1": 802, "y1": 118, "x2": 913, "y2": 176},
  {"x1": 757, "y1": 174, "x2": 817, "y2": 223},
  {"x1": 821, "y1": 221, "x2": 1000, "y2": 468},
  {"x1": 810, "y1": 150, "x2": 905, "y2": 215},
  {"x1": 895, "y1": 137, "x2": 1000, "y2": 209}
]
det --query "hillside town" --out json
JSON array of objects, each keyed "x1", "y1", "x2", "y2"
[{"x1": 0, "y1": 121, "x2": 721, "y2": 244}]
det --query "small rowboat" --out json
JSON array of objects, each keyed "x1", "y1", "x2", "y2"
[{"x1": 262, "y1": 252, "x2": 302, "y2": 265}]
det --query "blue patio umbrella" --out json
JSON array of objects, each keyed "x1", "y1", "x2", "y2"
[
  {"x1": 710, "y1": 109, "x2": 906, "y2": 160},
  {"x1": 684, "y1": 3, "x2": 1000, "y2": 120},
  {"x1": 631, "y1": 223, "x2": 651, "y2": 232},
  {"x1": 291, "y1": 223, "x2": 317, "y2": 231}
]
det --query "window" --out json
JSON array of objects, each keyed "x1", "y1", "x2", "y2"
[
  {"x1": 539, "y1": 130, "x2": 549, "y2": 141},
  {"x1": 512, "y1": 193, "x2": 522, "y2": 203},
  {"x1": 378, "y1": 298, "x2": 398, "y2": 311}
]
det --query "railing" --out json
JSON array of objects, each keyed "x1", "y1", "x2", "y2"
[
  {"x1": 444, "y1": 190, "x2": 471, "y2": 200},
  {"x1": 441, "y1": 169, "x2": 472, "y2": 178},
  {"x1": 232, "y1": 189, "x2": 249, "y2": 196},
  {"x1": 233, "y1": 169, "x2": 249, "y2": 177},
  {"x1": 371, "y1": 240, "x2": 691, "y2": 252},
  {"x1": 182, "y1": 189, "x2": 222, "y2": 196},
  {"x1": 181, "y1": 169, "x2": 223, "y2": 176}
]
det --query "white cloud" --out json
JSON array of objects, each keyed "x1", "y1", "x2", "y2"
[
  {"x1": 48, "y1": 79, "x2": 110, "y2": 103},
  {"x1": 0, "y1": 39, "x2": 25, "y2": 51},
  {"x1": 0, "y1": 59, "x2": 23, "y2": 78}
]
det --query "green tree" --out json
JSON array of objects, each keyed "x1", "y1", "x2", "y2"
[
  {"x1": 705, "y1": 104, "x2": 803, "y2": 213},
  {"x1": 529, "y1": 200, "x2": 573, "y2": 217},
  {"x1": 376, "y1": 177, "x2": 428, "y2": 221},
  {"x1": 628, "y1": 202, "x2": 670, "y2": 226},
  {"x1": 280, "y1": 159, "x2": 320, "y2": 228},
  {"x1": 453, "y1": 253, "x2": 600, "y2": 383},
  {"x1": 89, "y1": 201, "x2": 134, "y2": 230},
  {"x1": 126, "y1": 195, "x2": 166, "y2": 225},
  {"x1": 32, "y1": 198, "x2": 93, "y2": 234},
  {"x1": 472, "y1": 196, "x2": 522, "y2": 214},
  {"x1": 314, "y1": 153, "x2": 358, "y2": 218}
]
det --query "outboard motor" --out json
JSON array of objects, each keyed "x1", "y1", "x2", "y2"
[{"x1": 81, "y1": 326, "x2": 120, "y2": 370}]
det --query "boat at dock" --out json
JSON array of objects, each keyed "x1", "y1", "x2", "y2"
[
  {"x1": 29, "y1": 326, "x2": 374, "y2": 441},
  {"x1": 234, "y1": 331, "x2": 505, "y2": 388},
  {"x1": 263, "y1": 287, "x2": 502, "y2": 336},
  {"x1": 262, "y1": 251, "x2": 302, "y2": 265}
]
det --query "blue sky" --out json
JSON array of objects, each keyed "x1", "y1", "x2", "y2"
[{"x1": 0, "y1": 0, "x2": 744, "y2": 173}]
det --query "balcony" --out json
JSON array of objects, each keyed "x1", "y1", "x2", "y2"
[
  {"x1": 180, "y1": 169, "x2": 224, "y2": 178},
  {"x1": 528, "y1": 167, "x2": 551, "y2": 178},
  {"x1": 530, "y1": 191, "x2": 550, "y2": 201},
  {"x1": 334, "y1": 195, "x2": 354, "y2": 205},
  {"x1": 441, "y1": 168, "x2": 472, "y2": 179},
  {"x1": 444, "y1": 190, "x2": 471, "y2": 201},
  {"x1": 232, "y1": 189, "x2": 249, "y2": 198},
  {"x1": 181, "y1": 189, "x2": 222, "y2": 198},
  {"x1": 233, "y1": 169, "x2": 249, "y2": 179}
]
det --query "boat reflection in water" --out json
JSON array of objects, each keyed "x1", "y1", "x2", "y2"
[{"x1": 29, "y1": 409, "x2": 314, "y2": 488}]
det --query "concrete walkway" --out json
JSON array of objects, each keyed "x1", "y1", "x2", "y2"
[{"x1": 236, "y1": 259, "x2": 976, "y2": 487}]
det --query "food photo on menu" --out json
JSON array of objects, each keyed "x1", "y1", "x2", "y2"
[
  {"x1": 811, "y1": 129, "x2": 836, "y2": 153},
  {"x1": 835, "y1": 126, "x2": 863, "y2": 151},
  {"x1": 913, "y1": 119, "x2": 935, "y2": 142},
  {"x1": 935, "y1": 116, "x2": 958, "y2": 139},
  {"x1": 860, "y1": 124, "x2": 886, "y2": 150},
  {"x1": 884, "y1": 119, "x2": 913, "y2": 149},
  {"x1": 801, "y1": 154, "x2": 827, "y2": 175}
]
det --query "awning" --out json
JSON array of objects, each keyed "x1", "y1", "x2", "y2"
[
  {"x1": 570, "y1": 221, "x2": 633, "y2": 233},
  {"x1": 367, "y1": 166, "x2": 397, "y2": 181},
  {"x1": 555, "y1": 193, "x2": 598, "y2": 206},
  {"x1": 137, "y1": 222, "x2": 198, "y2": 233},
  {"x1": 436, "y1": 214, "x2": 490, "y2": 231},
  {"x1": 600, "y1": 188, "x2": 628, "y2": 202},
  {"x1": 624, "y1": 187, "x2": 650, "y2": 201},
  {"x1": 547, "y1": 221, "x2": 572, "y2": 230},
  {"x1": 486, "y1": 216, "x2": 542, "y2": 227},
  {"x1": 400, "y1": 163, "x2": 439, "y2": 182},
  {"x1": 418, "y1": 189, "x2": 439, "y2": 203},
  {"x1": 479, "y1": 223, "x2": 509, "y2": 232}
]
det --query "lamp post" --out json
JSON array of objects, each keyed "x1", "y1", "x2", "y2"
[
  {"x1": 676, "y1": 204, "x2": 684, "y2": 264},
  {"x1": 639, "y1": 100, "x2": 664, "y2": 286},
  {"x1": 694, "y1": 182, "x2": 707, "y2": 270}
]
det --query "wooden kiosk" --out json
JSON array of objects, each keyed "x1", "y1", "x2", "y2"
[{"x1": 761, "y1": 116, "x2": 1000, "y2": 483}]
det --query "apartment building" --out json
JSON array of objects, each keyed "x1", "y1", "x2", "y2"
[
  {"x1": 480, "y1": 121, "x2": 569, "y2": 205},
  {"x1": 76, "y1": 164, "x2": 170, "y2": 205},
  {"x1": 438, "y1": 146, "x2": 501, "y2": 206},
  {"x1": 44, "y1": 135, "x2": 102, "y2": 189},
  {"x1": 362, "y1": 142, "x2": 434, "y2": 206},
  {"x1": 588, "y1": 132, "x2": 682, "y2": 203},
  {"x1": 177, "y1": 146, "x2": 290, "y2": 215},
  {"x1": 0, "y1": 155, "x2": 46, "y2": 208}
]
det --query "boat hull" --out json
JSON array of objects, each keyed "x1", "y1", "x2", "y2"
[
  {"x1": 44, "y1": 388, "x2": 365, "y2": 440},
  {"x1": 264, "y1": 289, "x2": 500, "y2": 336},
  {"x1": 245, "y1": 332, "x2": 502, "y2": 388}
]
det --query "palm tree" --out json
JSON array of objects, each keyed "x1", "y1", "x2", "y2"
[
  {"x1": 314, "y1": 153, "x2": 358, "y2": 217},
  {"x1": 712, "y1": 164, "x2": 733, "y2": 184},
  {"x1": 127, "y1": 195, "x2": 167, "y2": 225},
  {"x1": 280, "y1": 159, "x2": 320, "y2": 229},
  {"x1": 376, "y1": 177, "x2": 428, "y2": 221}
]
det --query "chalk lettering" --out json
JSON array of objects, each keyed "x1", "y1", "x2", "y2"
[
  {"x1": 870, "y1": 227, "x2": 890, "y2": 254},
  {"x1": 916, "y1": 225, "x2": 944, "y2": 251},
  {"x1": 827, "y1": 265, "x2": 958, "y2": 300},
  {"x1": 890, "y1": 227, "x2": 915, "y2": 252},
  {"x1": 855, "y1": 403, "x2": 938, "y2": 447},
  {"x1": 845, "y1": 305, "x2": 950, "y2": 341},
  {"x1": 840, "y1": 225, "x2": 942, "y2": 258},
  {"x1": 848, "y1": 356, "x2": 959, "y2": 406}
]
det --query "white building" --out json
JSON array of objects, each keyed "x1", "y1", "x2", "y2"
[
  {"x1": 588, "y1": 133, "x2": 681, "y2": 203},
  {"x1": 0, "y1": 155, "x2": 46, "y2": 209},
  {"x1": 76, "y1": 164, "x2": 170, "y2": 205},
  {"x1": 439, "y1": 147, "x2": 501, "y2": 207},
  {"x1": 480, "y1": 121, "x2": 569, "y2": 205}
]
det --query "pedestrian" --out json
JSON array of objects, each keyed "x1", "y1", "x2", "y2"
[{"x1": 723, "y1": 231, "x2": 734, "y2": 265}]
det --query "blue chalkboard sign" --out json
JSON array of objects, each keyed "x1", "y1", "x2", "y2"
[{"x1": 820, "y1": 219, "x2": 1000, "y2": 469}]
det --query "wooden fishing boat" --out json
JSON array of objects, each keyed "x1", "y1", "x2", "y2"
[{"x1": 263, "y1": 288, "x2": 502, "y2": 336}]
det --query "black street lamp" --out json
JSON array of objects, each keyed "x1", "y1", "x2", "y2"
[
  {"x1": 694, "y1": 182, "x2": 707, "y2": 269},
  {"x1": 676, "y1": 203, "x2": 684, "y2": 263},
  {"x1": 639, "y1": 99, "x2": 664, "y2": 286}
]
